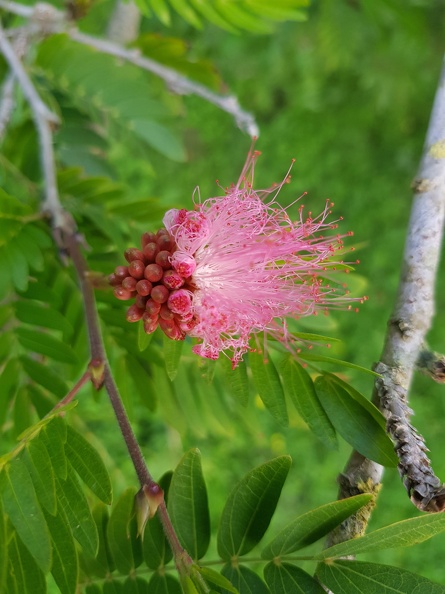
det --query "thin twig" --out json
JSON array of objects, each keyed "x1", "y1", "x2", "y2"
[
  {"x1": 69, "y1": 30, "x2": 259, "y2": 137},
  {"x1": 0, "y1": 20, "x2": 69, "y2": 230},
  {"x1": 0, "y1": 22, "x2": 57, "y2": 124},
  {"x1": 327, "y1": 55, "x2": 445, "y2": 548},
  {"x1": 53, "y1": 370, "x2": 91, "y2": 410},
  {"x1": 1, "y1": 4, "x2": 192, "y2": 566},
  {"x1": 0, "y1": 0, "x2": 259, "y2": 136},
  {"x1": 0, "y1": 0, "x2": 33, "y2": 17},
  {"x1": 0, "y1": 73, "x2": 15, "y2": 141}
]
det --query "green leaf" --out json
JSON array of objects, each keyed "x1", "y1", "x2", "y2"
[
  {"x1": 280, "y1": 358, "x2": 337, "y2": 450},
  {"x1": 131, "y1": 119, "x2": 186, "y2": 162},
  {"x1": 316, "y1": 513, "x2": 445, "y2": 560},
  {"x1": 325, "y1": 373, "x2": 386, "y2": 429},
  {"x1": 0, "y1": 460, "x2": 51, "y2": 573},
  {"x1": 65, "y1": 425, "x2": 112, "y2": 504},
  {"x1": 0, "y1": 499, "x2": 7, "y2": 593},
  {"x1": 0, "y1": 358, "x2": 20, "y2": 428},
  {"x1": 7, "y1": 531, "x2": 47, "y2": 594},
  {"x1": 107, "y1": 487, "x2": 142, "y2": 574},
  {"x1": 125, "y1": 354, "x2": 157, "y2": 411},
  {"x1": 15, "y1": 300, "x2": 74, "y2": 335},
  {"x1": 217, "y1": 456, "x2": 291, "y2": 560},
  {"x1": 298, "y1": 352, "x2": 380, "y2": 376},
  {"x1": 168, "y1": 448, "x2": 210, "y2": 560},
  {"x1": 123, "y1": 576, "x2": 151, "y2": 593},
  {"x1": 163, "y1": 334, "x2": 184, "y2": 381},
  {"x1": 221, "y1": 357, "x2": 249, "y2": 406},
  {"x1": 143, "y1": 473, "x2": 173, "y2": 570},
  {"x1": 261, "y1": 494, "x2": 373, "y2": 559},
  {"x1": 44, "y1": 507, "x2": 78, "y2": 594},
  {"x1": 221, "y1": 564, "x2": 270, "y2": 594},
  {"x1": 15, "y1": 327, "x2": 79, "y2": 364},
  {"x1": 314, "y1": 375, "x2": 397, "y2": 467},
  {"x1": 196, "y1": 567, "x2": 239, "y2": 594},
  {"x1": 316, "y1": 560, "x2": 445, "y2": 594},
  {"x1": 20, "y1": 355, "x2": 70, "y2": 399},
  {"x1": 103, "y1": 581, "x2": 125, "y2": 594},
  {"x1": 56, "y1": 472, "x2": 99, "y2": 557},
  {"x1": 264, "y1": 562, "x2": 326, "y2": 594},
  {"x1": 40, "y1": 417, "x2": 68, "y2": 479},
  {"x1": 91, "y1": 503, "x2": 115, "y2": 575},
  {"x1": 147, "y1": 573, "x2": 183, "y2": 594},
  {"x1": 24, "y1": 437, "x2": 57, "y2": 515},
  {"x1": 249, "y1": 352, "x2": 288, "y2": 426},
  {"x1": 138, "y1": 321, "x2": 155, "y2": 352}
]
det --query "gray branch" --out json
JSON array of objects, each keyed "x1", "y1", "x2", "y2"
[
  {"x1": 376, "y1": 56, "x2": 445, "y2": 511},
  {"x1": 69, "y1": 30, "x2": 259, "y2": 137},
  {"x1": 0, "y1": 21, "x2": 72, "y2": 231},
  {"x1": 328, "y1": 55, "x2": 445, "y2": 549},
  {"x1": 0, "y1": 73, "x2": 15, "y2": 141},
  {"x1": 0, "y1": 0, "x2": 259, "y2": 137}
]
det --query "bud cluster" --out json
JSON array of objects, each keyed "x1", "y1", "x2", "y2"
[{"x1": 109, "y1": 229, "x2": 196, "y2": 340}]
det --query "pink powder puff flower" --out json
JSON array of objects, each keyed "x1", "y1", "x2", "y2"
[{"x1": 162, "y1": 149, "x2": 366, "y2": 367}]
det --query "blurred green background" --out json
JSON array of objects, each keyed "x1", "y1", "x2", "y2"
[{"x1": 68, "y1": 0, "x2": 445, "y2": 586}]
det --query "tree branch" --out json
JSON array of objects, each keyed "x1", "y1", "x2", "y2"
[
  {"x1": 0, "y1": 0, "x2": 259, "y2": 137},
  {"x1": 69, "y1": 29, "x2": 259, "y2": 137},
  {"x1": 0, "y1": 73, "x2": 15, "y2": 141},
  {"x1": 328, "y1": 55, "x2": 445, "y2": 547}
]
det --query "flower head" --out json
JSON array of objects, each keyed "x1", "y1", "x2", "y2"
[{"x1": 110, "y1": 150, "x2": 365, "y2": 366}]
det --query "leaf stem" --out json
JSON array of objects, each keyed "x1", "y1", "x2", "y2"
[{"x1": 54, "y1": 370, "x2": 91, "y2": 410}]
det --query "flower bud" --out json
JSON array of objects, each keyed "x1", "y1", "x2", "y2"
[
  {"x1": 126, "y1": 304, "x2": 145, "y2": 322},
  {"x1": 151, "y1": 285, "x2": 169, "y2": 304},
  {"x1": 128, "y1": 260, "x2": 145, "y2": 279},
  {"x1": 144, "y1": 264, "x2": 163, "y2": 283},
  {"x1": 124, "y1": 247, "x2": 145, "y2": 263}
]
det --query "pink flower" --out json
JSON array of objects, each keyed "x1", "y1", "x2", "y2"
[{"x1": 162, "y1": 150, "x2": 365, "y2": 366}]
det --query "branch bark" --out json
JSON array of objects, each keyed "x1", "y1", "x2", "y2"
[{"x1": 328, "y1": 55, "x2": 445, "y2": 547}]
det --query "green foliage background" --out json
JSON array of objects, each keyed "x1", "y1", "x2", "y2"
[{"x1": 1, "y1": 0, "x2": 445, "y2": 591}]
